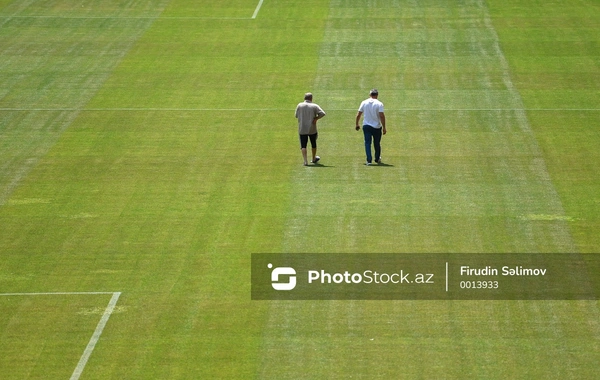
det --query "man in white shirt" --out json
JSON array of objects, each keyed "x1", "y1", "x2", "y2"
[
  {"x1": 355, "y1": 89, "x2": 387, "y2": 165},
  {"x1": 295, "y1": 93, "x2": 326, "y2": 166}
]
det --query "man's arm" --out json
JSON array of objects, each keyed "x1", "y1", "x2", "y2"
[
  {"x1": 312, "y1": 108, "x2": 325, "y2": 127},
  {"x1": 380, "y1": 112, "x2": 386, "y2": 135},
  {"x1": 315, "y1": 108, "x2": 326, "y2": 121},
  {"x1": 355, "y1": 111, "x2": 363, "y2": 131}
]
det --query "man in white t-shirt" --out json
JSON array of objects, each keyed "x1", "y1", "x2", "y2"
[{"x1": 355, "y1": 89, "x2": 387, "y2": 165}]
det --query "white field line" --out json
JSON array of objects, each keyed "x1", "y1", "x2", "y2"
[
  {"x1": 70, "y1": 292, "x2": 122, "y2": 380},
  {"x1": 0, "y1": 292, "x2": 116, "y2": 296},
  {"x1": 0, "y1": 108, "x2": 598, "y2": 112},
  {"x1": 252, "y1": 0, "x2": 265, "y2": 19},
  {"x1": 0, "y1": 292, "x2": 122, "y2": 380},
  {"x1": 1, "y1": 0, "x2": 265, "y2": 20},
  {"x1": 2, "y1": 15, "x2": 252, "y2": 20},
  {"x1": 0, "y1": 108, "x2": 284, "y2": 112}
]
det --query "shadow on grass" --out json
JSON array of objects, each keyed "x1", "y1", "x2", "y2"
[
  {"x1": 367, "y1": 162, "x2": 394, "y2": 167},
  {"x1": 305, "y1": 163, "x2": 334, "y2": 168}
]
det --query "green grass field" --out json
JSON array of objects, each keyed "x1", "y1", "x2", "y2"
[{"x1": 1, "y1": 0, "x2": 599, "y2": 378}]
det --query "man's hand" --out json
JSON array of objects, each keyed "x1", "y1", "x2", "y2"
[
  {"x1": 355, "y1": 111, "x2": 363, "y2": 131},
  {"x1": 380, "y1": 112, "x2": 386, "y2": 135}
]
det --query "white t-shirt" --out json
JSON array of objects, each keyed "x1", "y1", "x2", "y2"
[{"x1": 358, "y1": 98, "x2": 384, "y2": 128}]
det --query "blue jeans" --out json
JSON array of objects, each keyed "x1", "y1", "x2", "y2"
[{"x1": 363, "y1": 125, "x2": 382, "y2": 163}]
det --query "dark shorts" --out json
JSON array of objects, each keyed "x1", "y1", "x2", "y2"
[{"x1": 299, "y1": 133, "x2": 318, "y2": 149}]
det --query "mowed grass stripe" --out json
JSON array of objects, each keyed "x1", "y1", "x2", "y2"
[
  {"x1": 51, "y1": 1, "x2": 328, "y2": 377},
  {"x1": 0, "y1": 2, "x2": 170, "y2": 377},
  {"x1": 258, "y1": 0, "x2": 591, "y2": 378},
  {"x1": 258, "y1": 300, "x2": 600, "y2": 379},
  {"x1": 488, "y1": 0, "x2": 600, "y2": 254},
  {"x1": 0, "y1": 0, "x2": 170, "y2": 206},
  {"x1": 281, "y1": 0, "x2": 575, "y2": 255},
  {"x1": 2, "y1": 0, "x2": 328, "y2": 378}
]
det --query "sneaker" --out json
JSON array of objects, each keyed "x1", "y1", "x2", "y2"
[
  {"x1": 376, "y1": 157, "x2": 382, "y2": 164},
  {"x1": 365, "y1": 162, "x2": 371, "y2": 166},
  {"x1": 311, "y1": 156, "x2": 320, "y2": 164}
]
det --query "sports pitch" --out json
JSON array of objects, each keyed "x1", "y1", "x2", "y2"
[{"x1": 1, "y1": 0, "x2": 599, "y2": 378}]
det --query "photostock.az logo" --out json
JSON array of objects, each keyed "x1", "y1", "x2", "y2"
[{"x1": 268, "y1": 263, "x2": 296, "y2": 291}]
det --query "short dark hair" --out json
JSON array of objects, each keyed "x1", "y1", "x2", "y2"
[
  {"x1": 370, "y1": 89, "x2": 378, "y2": 96},
  {"x1": 304, "y1": 93, "x2": 313, "y2": 101}
]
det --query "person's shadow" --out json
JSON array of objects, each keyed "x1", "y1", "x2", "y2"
[{"x1": 308, "y1": 163, "x2": 334, "y2": 168}]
